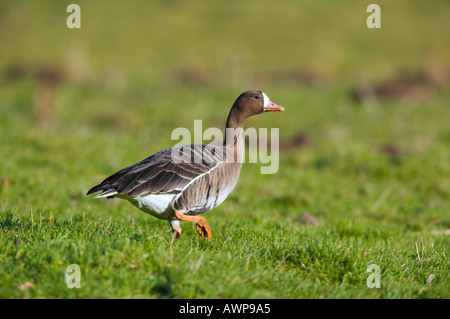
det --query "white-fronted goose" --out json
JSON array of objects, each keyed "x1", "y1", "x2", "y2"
[{"x1": 87, "y1": 90, "x2": 284, "y2": 239}]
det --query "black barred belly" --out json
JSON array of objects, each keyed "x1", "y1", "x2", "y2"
[{"x1": 172, "y1": 164, "x2": 239, "y2": 215}]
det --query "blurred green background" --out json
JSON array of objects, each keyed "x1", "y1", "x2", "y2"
[
  {"x1": 0, "y1": 0, "x2": 449, "y2": 298},
  {"x1": 1, "y1": 0, "x2": 449, "y2": 215}
]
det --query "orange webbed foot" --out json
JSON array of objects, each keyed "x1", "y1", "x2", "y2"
[
  {"x1": 171, "y1": 224, "x2": 182, "y2": 239},
  {"x1": 195, "y1": 217, "x2": 212, "y2": 240},
  {"x1": 174, "y1": 211, "x2": 213, "y2": 240}
]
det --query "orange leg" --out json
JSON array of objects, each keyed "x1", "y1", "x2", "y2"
[
  {"x1": 171, "y1": 224, "x2": 182, "y2": 239},
  {"x1": 174, "y1": 211, "x2": 212, "y2": 239}
]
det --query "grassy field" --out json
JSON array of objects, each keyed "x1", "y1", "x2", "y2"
[{"x1": 0, "y1": 1, "x2": 449, "y2": 298}]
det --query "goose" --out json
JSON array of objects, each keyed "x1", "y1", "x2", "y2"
[{"x1": 87, "y1": 90, "x2": 284, "y2": 239}]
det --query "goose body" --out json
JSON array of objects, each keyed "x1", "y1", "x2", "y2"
[{"x1": 87, "y1": 90, "x2": 284, "y2": 239}]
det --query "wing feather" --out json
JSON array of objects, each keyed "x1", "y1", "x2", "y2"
[{"x1": 86, "y1": 145, "x2": 222, "y2": 198}]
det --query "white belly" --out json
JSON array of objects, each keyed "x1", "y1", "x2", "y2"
[{"x1": 125, "y1": 193, "x2": 176, "y2": 220}]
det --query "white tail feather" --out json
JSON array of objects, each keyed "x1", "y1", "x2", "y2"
[{"x1": 93, "y1": 190, "x2": 118, "y2": 199}]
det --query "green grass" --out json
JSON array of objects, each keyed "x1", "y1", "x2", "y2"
[{"x1": 0, "y1": 0, "x2": 449, "y2": 298}]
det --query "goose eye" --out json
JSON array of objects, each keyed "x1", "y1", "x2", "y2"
[{"x1": 255, "y1": 96, "x2": 260, "y2": 99}]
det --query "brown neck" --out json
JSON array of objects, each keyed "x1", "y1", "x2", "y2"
[
  {"x1": 223, "y1": 106, "x2": 246, "y2": 163},
  {"x1": 223, "y1": 106, "x2": 246, "y2": 144}
]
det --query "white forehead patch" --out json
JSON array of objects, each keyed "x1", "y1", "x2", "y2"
[{"x1": 262, "y1": 92, "x2": 270, "y2": 108}]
